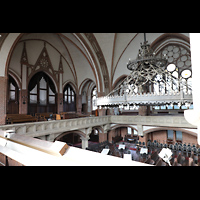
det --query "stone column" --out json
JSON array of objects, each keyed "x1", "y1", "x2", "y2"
[
  {"x1": 57, "y1": 93, "x2": 63, "y2": 114},
  {"x1": 80, "y1": 135, "x2": 90, "y2": 149},
  {"x1": 46, "y1": 133, "x2": 57, "y2": 142},
  {"x1": 20, "y1": 62, "x2": 28, "y2": 114},
  {"x1": 20, "y1": 89, "x2": 28, "y2": 114},
  {"x1": 77, "y1": 94, "x2": 82, "y2": 114},
  {"x1": 137, "y1": 124, "x2": 143, "y2": 136}
]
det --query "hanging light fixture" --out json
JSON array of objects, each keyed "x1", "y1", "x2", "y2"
[
  {"x1": 127, "y1": 33, "x2": 168, "y2": 89},
  {"x1": 97, "y1": 33, "x2": 193, "y2": 109}
]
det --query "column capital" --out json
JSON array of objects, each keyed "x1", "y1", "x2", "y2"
[
  {"x1": 80, "y1": 135, "x2": 90, "y2": 141},
  {"x1": 103, "y1": 123, "x2": 111, "y2": 134},
  {"x1": 80, "y1": 127, "x2": 92, "y2": 136}
]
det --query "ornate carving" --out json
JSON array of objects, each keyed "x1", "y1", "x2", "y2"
[
  {"x1": 39, "y1": 57, "x2": 49, "y2": 68},
  {"x1": 20, "y1": 42, "x2": 29, "y2": 65},
  {"x1": 58, "y1": 55, "x2": 64, "y2": 73},
  {"x1": 34, "y1": 44, "x2": 55, "y2": 76},
  {"x1": 22, "y1": 42, "x2": 63, "y2": 88}
]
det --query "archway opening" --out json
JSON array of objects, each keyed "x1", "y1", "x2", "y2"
[
  {"x1": 108, "y1": 126, "x2": 138, "y2": 144},
  {"x1": 80, "y1": 79, "x2": 96, "y2": 115},
  {"x1": 7, "y1": 75, "x2": 19, "y2": 114},
  {"x1": 63, "y1": 83, "x2": 76, "y2": 112},
  {"x1": 57, "y1": 132, "x2": 81, "y2": 147},
  {"x1": 89, "y1": 128, "x2": 99, "y2": 143},
  {"x1": 28, "y1": 71, "x2": 57, "y2": 115}
]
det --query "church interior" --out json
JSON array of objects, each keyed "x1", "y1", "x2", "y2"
[{"x1": 0, "y1": 33, "x2": 199, "y2": 166}]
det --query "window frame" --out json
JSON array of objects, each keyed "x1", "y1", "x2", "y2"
[
  {"x1": 63, "y1": 84, "x2": 75, "y2": 104},
  {"x1": 29, "y1": 74, "x2": 56, "y2": 106}
]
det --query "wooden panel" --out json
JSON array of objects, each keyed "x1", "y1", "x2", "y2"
[
  {"x1": 0, "y1": 153, "x2": 6, "y2": 166},
  {"x1": 0, "y1": 152, "x2": 24, "y2": 166},
  {"x1": 7, "y1": 101, "x2": 19, "y2": 114},
  {"x1": 7, "y1": 157, "x2": 24, "y2": 166}
]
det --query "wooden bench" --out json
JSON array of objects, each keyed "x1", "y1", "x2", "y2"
[
  {"x1": 112, "y1": 136, "x2": 123, "y2": 143},
  {"x1": 35, "y1": 113, "x2": 54, "y2": 121},
  {"x1": 60, "y1": 112, "x2": 89, "y2": 119},
  {"x1": 35, "y1": 113, "x2": 62, "y2": 121},
  {"x1": 6, "y1": 114, "x2": 38, "y2": 124}
]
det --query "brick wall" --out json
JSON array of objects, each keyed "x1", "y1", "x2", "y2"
[
  {"x1": 57, "y1": 93, "x2": 63, "y2": 114},
  {"x1": 182, "y1": 132, "x2": 197, "y2": 145},
  {"x1": 150, "y1": 130, "x2": 168, "y2": 143},
  {"x1": 145, "y1": 130, "x2": 198, "y2": 145},
  {"x1": 19, "y1": 89, "x2": 27, "y2": 114},
  {"x1": 0, "y1": 77, "x2": 7, "y2": 125},
  {"x1": 109, "y1": 127, "x2": 198, "y2": 146}
]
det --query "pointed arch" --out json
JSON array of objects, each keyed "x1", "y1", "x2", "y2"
[
  {"x1": 8, "y1": 69, "x2": 21, "y2": 89},
  {"x1": 63, "y1": 80, "x2": 78, "y2": 94},
  {"x1": 151, "y1": 33, "x2": 190, "y2": 53},
  {"x1": 63, "y1": 82, "x2": 76, "y2": 112},
  {"x1": 78, "y1": 78, "x2": 95, "y2": 95},
  {"x1": 28, "y1": 71, "x2": 57, "y2": 114},
  {"x1": 7, "y1": 75, "x2": 20, "y2": 114},
  {"x1": 28, "y1": 69, "x2": 58, "y2": 94},
  {"x1": 79, "y1": 78, "x2": 96, "y2": 114}
]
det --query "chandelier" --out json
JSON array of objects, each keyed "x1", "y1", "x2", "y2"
[
  {"x1": 127, "y1": 33, "x2": 168, "y2": 88},
  {"x1": 97, "y1": 33, "x2": 193, "y2": 110}
]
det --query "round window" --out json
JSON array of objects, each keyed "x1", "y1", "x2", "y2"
[
  {"x1": 181, "y1": 70, "x2": 191, "y2": 78},
  {"x1": 167, "y1": 63, "x2": 176, "y2": 72}
]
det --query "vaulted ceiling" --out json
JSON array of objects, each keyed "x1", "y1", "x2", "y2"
[{"x1": 1, "y1": 33, "x2": 190, "y2": 95}]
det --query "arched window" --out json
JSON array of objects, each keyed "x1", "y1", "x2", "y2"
[
  {"x1": 28, "y1": 72, "x2": 57, "y2": 114},
  {"x1": 7, "y1": 75, "x2": 19, "y2": 114},
  {"x1": 153, "y1": 44, "x2": 193, "y2": 110},
  {"x1": 92, "y1": 87, "x2": 97, "y2": 111},
  {"x1": 63, "y1": 84, "x2": 76, "y2": 112},
  {"x1": 154, "y1": 45, "x2": 192, "y2": 94}
]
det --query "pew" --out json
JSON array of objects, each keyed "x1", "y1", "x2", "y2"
[
  {"x1": 151, "y1": 151, "x2": 160, "y2": 165},
  {"x1": 35, "y1": 113, "x2": 54, "y2": 121},
  {"x1": 6, "y1": 114, "x2": 38, "y2": 124},
  {"x1": 145, "y1": 155, "x2": 154, "y2": 164},
  {"x1": 60, "y1": 112, "x2": 89, "y2": 119},
  {"x1": 156, "y1": 158, "x2": 167, "y2": 166},
  {"x1": 112, "y1": 136, "x2": 123, "y2": 143}
]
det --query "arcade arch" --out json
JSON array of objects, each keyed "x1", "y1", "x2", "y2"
[{"x1": 54, "y1": 130, "x2": 86, "y2": 146}]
